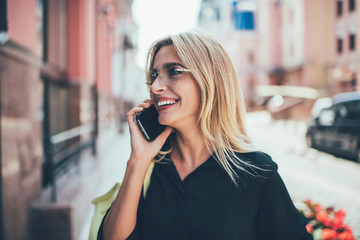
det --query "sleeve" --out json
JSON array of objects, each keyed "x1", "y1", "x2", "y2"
[
  {"x1": 96, "y1": 192, "x2": 144, "y2": 240},
  {"x1": 256, "y1": 163, "x2": 313, "y2": 240}
]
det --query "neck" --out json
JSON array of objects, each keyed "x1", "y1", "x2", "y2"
[{"x1": 172, "y1": 124, "x2": 211, "y2": 167}]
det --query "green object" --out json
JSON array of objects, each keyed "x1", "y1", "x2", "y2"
[
  {"x1": 312, "y1": 228, "x2": 322, "y2": 240},
  {"x1": 89, "y1": 161, "x2": 155, "y2": 240}
]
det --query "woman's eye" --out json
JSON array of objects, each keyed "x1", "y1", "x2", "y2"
[
  {"x1": 168, "y1": 68, "x2": 182, "y2": 79},
  {"x1": 150, "y1": 71, "x2": 158, "y2": 81}
]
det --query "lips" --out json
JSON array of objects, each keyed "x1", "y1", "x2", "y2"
[{"x1": 156, "y1": 97, "x2": 178, "y2": 111}]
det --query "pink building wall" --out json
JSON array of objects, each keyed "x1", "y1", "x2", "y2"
[
  {"x1": 95, "y1": 0, "x2": 119, "y2": 95},
  {"x1": 68, "y1": 0, "x2": 87, "y2": 81},
  {"x1": 66, "y1": 0, "x2": 118, "y2": 93},
  {"x1": 332, "y1": 0, "x2": 359, "y2": 91},
  {"x1": 7, "y1": 0, "x2": 38, "y2": 54},
  {"x1": 48, "y1": 1, "x2": 62, "y2": 67},
  {"x1": 270, "y1": 2, "x2": 283, "y2": 68}
]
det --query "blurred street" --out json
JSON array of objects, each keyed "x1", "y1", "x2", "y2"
[
  {"x1": 78, "y1": 125, "x2": 131, "y2": 240},
  {"x1": 78, "y1": 111, "x2": 360, "y2": 239},
  {"x1": 247, "y1": 111, "x2": 360, "y2": 239},
  {"x1": 2, "y1": 0, "x2": 360, "y2": 239}
]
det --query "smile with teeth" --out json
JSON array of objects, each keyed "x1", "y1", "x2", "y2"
[{"x1": 157, "y1": 99, "x2": 177, "y2": 107}]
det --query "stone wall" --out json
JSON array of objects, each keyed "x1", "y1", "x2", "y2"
[
  {"x1": 0, "y1": 40, "x2": 126, "y2": 240},
  {"x1": 0, "y1": 42, "x2": 43, "y2": 240}
]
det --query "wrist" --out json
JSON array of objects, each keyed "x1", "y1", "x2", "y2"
[{"x1": 127, "y1": 155, "x2": 152, "y2": 172}]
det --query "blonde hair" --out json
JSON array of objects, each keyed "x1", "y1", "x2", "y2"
[{"x1": 146, "y1": 30, "x2": 259, "y2": 184}]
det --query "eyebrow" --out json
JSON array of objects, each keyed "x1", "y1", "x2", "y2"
[{"x1": 152, "y1": 62, "x2": 186, "y2": 71}]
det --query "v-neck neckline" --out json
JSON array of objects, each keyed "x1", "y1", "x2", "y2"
[{"x1": 160, "y1": 154, "x2": 217, "y2": 183}]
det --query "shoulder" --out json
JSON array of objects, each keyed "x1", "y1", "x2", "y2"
[
  {"x1": 232, "y1": 151, "x2": 279, "y2": 184},
  {"x1": 237, "y1": 151, "x2": 277, "y2": 171}
]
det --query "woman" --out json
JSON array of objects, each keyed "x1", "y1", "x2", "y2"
[{"x1": 99, "y1": 30, "x2": 312, "y2": 240}]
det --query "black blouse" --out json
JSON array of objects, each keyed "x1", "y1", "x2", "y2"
[{"x1": 98, "y1": 151, "x2": 313, "y2": 240}]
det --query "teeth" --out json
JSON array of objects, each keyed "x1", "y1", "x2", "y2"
[{"x1": 157, "y1": 100, "x2": 176, "y2": 107}]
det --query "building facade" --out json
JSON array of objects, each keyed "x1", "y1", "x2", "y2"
[
  {"x1": 331, "y1": 0, "x2": 359, "y2": 93},
  {"x1": 198, "y1": 0, "x2": 359, "y2": 119},
  {"x1": 0, "y1": 0, "x2": 138, "y2": 239},
  {"x1": 198, "y1": 0, "x2": 260, "y2": 109}
]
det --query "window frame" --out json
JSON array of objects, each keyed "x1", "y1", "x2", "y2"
[
  {"x1": 337, "y1": 37, "x2": 343, "y2": 54},
  {"x1": 349, "y1": 33, "x2": 356, "y2": 51},
  {"x1": 337, "y1": 0, "x2": 343, "y2": 17},
  {"x1": 349, "y1": 0, "x2": 356, "y2": 12}
]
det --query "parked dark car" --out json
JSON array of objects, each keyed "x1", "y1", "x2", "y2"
[{"x1": 306, "y1": 92, "x2": 360, "y2": 163}]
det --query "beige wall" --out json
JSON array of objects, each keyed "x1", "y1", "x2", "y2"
[
  {"x1": 282, "y1": 0, "x2": 304, "y2": 69},
  {"x1": 1, "y1": 46, "x2": 43, "y2": 240},
  {"x1": 303, "y1": 0, "x2": 333, "y2": 90}
]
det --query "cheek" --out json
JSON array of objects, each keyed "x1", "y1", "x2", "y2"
[
  {"x1": 150, "y1": 93, "x2": 156, "y2": 104},
  {"x1": 182, "y1": 84, "x2": 201, "y2": 111}
]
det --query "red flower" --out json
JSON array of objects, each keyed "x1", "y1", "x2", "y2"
[
  {"x1": 344, "y1": 226, "x2": 353, "y2": 233},
  {"x1": 298, "y1": 200, "x2": 355, "y2": 240},
  {"x1": 332, "y1": 216, "x2": 344, "y2": 230},
  {"x1": 306, "y1": 224, "x2": 313, "y2": 233},
  {"x1": 316, "y1": 212, "x2": 332, "y2": 227},
  {"x1": 337, "y1": 230, "x2": 355, "y2": 240},
  {"x1": 321, "y1": 228, "x2": 337, "y2": 240},
  {"x1": 335, "y1": 209, "x2": 346, "y2": 220},
  {"x1": 315, "y1": 204, "x2": 323, "y2": 212}
]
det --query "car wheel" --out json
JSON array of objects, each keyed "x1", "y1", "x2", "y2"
[{"x1": 306, "y1": 134, "x2": 314, "y2": 148}]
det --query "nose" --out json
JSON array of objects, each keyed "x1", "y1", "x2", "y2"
[{"x1": 150, "y1": 76, "x2": 167, "y2": 94}]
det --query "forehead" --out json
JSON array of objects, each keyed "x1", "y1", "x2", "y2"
[{"x1": 153, "y1": 45, "x2": 183, "y2": 69}]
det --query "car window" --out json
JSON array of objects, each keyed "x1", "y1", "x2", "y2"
[
  {"x1": 343, "y1": 100, "x2": 360, "y2": 120},
  {"x1": 337, "y1": 104, "x2": 348, "y2": 119}
]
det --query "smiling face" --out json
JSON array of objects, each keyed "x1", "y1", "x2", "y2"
[{"x1": 150, "y1": 45, "x2": 201, "y2": 130}]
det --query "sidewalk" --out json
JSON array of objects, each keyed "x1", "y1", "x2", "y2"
[{"x1": 78, "y1": 124, "x2": 131, "y2": 240}]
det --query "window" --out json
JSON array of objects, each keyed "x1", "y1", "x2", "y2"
[
  {"x1": 337, "y1": 38, "x2": 343, "y2": 53},
  {"x1": 247, "y1": 51, "x2": 255, "y2": 64},
  {"x1": 0, "y1": 0, "x2": 7, "y2": 32},
  {"x1": 337, "y1": 0, "x2": 343, "y2": 16},
  {"x1": 343, "y1": 101, "x2": 360, "y2": 120},
  {"x1": 349, "y1": 33, "x2": 356, "y2": 50},
  {"x1": 349, "y1": 0, "x2": 355, "y2": 11},
  {"x1": 337, "y1": 104, "x2": 348, "y2": 119},
  {"x1": 232, "y1": 1, "x2": 256, "y2": 31}
]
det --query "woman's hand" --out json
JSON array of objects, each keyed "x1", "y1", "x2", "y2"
[
  {"x1": 127, "y1": 99, "x2": 173, "y2": 166},
  {"x1": 103, "y1": 100, "x2": 172, "y2": 240}
]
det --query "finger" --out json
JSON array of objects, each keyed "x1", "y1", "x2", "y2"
[
  {"x1": 127, "y1": 106, "x2": 144, "y2": 116},
  {"x1": 137, "y1": 102, "x2": 151, "y2": 108},
  {"x1": 127, "y1": 107, "x2": 143, "y2": 135},
  {"x1": 143, "y1": 99, "x2": 152, "y2": 104},
  {"x1": 127, "y1": 106, "x2": 144, "y2": 123}
]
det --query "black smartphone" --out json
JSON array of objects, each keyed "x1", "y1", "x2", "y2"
[{"x1": 136, "y1": 104, "x2": 166, "y2": 142}]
